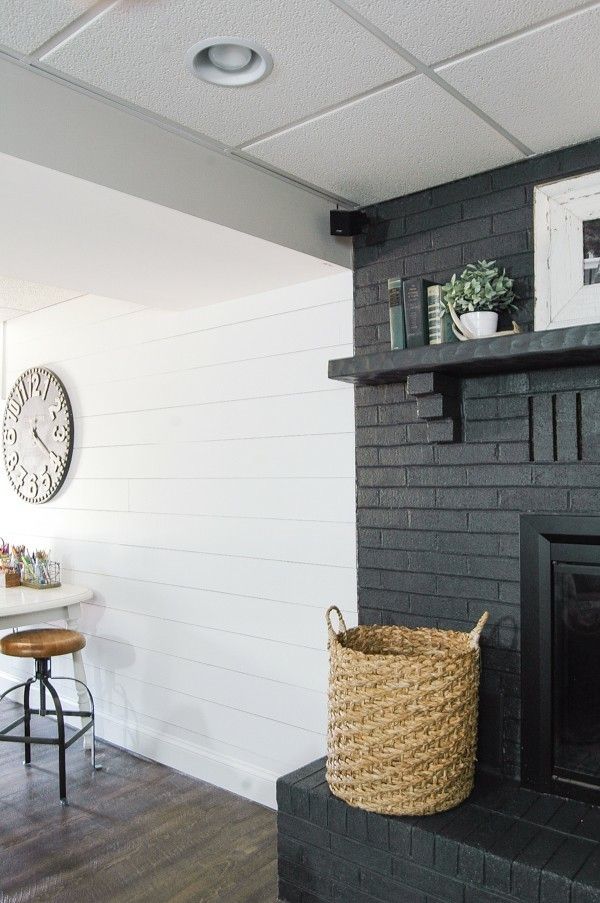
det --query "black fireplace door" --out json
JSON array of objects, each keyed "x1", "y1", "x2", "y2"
[
  {"x1": 521, "y1": 515, "x2": 600, "y2": 804},
  {"x1": 553, "y1": 562, "x2": 600, "y2": 789}
]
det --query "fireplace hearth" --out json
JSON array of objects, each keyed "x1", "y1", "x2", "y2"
[{"x1": 521, "y1": 514, "x2": 600, "y2": 805}]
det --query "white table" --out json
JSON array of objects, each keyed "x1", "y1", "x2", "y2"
[{"x1": 0, "y1": 583, "x2": 93, "y2": 741}]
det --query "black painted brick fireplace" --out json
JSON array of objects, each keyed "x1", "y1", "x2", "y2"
[
  {"x1": 355, "y1": 363, "x2": 600, "y2": 782},
  {"x1": 278, "y1": 138, "x2": 600, "y2": 903},
  {"x1": 352, "y1": 137, "x2": 600, "y2": 783}
]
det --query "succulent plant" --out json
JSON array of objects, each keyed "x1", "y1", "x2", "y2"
[{"x1": 441, "y1": 260, "x2": 517, "y2": 315}]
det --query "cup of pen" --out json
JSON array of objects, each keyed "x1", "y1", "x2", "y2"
[{"x1": 20, "y1": 549, "x2": 61, "y2": 589}]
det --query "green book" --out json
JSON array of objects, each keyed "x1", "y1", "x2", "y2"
[
  {"x1": 403, "y1": 277, "x2": 430, "y2": 348},
  {"x1": 427, "y1": 284, "x2": 457, "y2": 345},
  {"x1": 427, "y1": 285, "x2": 443, "y2": 345},
  {"x1": 388, "y1": 277, "x2": 406, "y2": 350}
]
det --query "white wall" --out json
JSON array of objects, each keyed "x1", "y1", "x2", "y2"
[{"x1": 0, "y1": 271, "x2": 356, "y2": 807}]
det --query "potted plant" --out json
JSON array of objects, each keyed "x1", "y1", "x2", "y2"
[{"x1": 442, "y1": 260, "x2": 517, "y2": 338}]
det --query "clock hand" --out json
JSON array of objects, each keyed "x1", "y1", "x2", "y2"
[
  {"x1": 31, "y1": 427, "x2": 52, "y2": 457},
  {"x1": 32, "y1": 427, "x2": 64, "y2": 469}
]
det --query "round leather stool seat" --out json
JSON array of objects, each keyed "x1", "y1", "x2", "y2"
[{"x1": 0, "y1": 628, "x2": 86, "y2": 659}]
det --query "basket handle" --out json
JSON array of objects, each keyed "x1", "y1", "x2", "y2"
[
  {"x1": 469, "y1": 611, "x2": 489, "y2": 648},
  {"x1": 325, "y1": 605, "x2": 347, "y2": 640}
]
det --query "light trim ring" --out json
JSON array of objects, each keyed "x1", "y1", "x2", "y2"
[{"x1": 185, "y1": 37, "x2": 273, "y2": 87}]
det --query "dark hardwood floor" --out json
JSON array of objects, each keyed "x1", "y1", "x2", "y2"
[{"x1": 0, "y1": 706, "x2": 278, "y2": 902}]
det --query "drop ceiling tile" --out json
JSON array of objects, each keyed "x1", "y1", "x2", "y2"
[
  {"x1": 440, "y1": 7, "x2": 600, "y2": 153},
  {"x1": 0, "y1": 1, "x2": 98, "y2": 54},
  {"x1": 0, "y1": 308, "x2": 29, "y2": 321},
  {"x1": 43, "y1": 0, "x2": 411, "y2": 146},
  {"x1": 244, "y1": 75, "x2": 522, "y2": 205},
  {"x1": 0, "y1": 277, "x2": 81, "y2": 312},
  {"x1": 344, "y1": 0, "x2": 588, "y2": 63}
]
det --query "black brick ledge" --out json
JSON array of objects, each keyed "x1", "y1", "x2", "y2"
[{"x1": 277, "y1": 760, "x2": 600, "y2": 903}]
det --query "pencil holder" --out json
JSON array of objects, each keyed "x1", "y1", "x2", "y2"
[{"x1": 21, "y1": 559, "x2": 61, "y2": 589}]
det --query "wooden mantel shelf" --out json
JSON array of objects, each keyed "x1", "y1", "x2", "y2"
[{"x1": 328, "y1": 324, "x2": 600, "y2": 386}]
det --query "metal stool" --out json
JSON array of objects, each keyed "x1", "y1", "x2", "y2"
[{"x1": 0, "y1": 628, "x2": 99, "y2": 805}]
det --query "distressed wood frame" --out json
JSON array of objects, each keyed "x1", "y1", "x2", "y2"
[{"x1": 534, "y1": 170, "x2": 600, "y2": 330}]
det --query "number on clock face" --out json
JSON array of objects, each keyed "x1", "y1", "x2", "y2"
[
  {"x1": 2, "y1": 367, "x2": 73, "y2": 504},
  {"x1": 6, "y1": 450, "x2": 18, "y2": 471}
]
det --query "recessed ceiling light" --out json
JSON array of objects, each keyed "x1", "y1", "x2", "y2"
[{"x1": 185, "y1": 37, "x2": 273, "y2": 87}]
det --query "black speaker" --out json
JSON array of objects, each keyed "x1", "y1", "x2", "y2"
[{"x1": 330, "y1": 209, "x2": 368, "y2": 236}]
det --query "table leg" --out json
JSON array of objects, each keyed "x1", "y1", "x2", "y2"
[{"x1": 67, "y1": 615, "x2": 91, "y2": 751}]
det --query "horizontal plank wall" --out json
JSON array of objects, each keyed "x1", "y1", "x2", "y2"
[{"x1": 0, "y1": 271, "x2": 356, "y2": 807}]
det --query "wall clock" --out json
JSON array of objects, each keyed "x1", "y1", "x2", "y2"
[{"x1": 2, "y1": 367, "x2": 74, "y2": 504}]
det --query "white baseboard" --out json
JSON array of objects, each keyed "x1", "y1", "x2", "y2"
[{"x1": 0, "y1": 670, "x2": 277, "y2": 809}]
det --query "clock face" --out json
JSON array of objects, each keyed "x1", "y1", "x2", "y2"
[{"x1": 2, "y1": 367, "x2": 73, "y2": 504}]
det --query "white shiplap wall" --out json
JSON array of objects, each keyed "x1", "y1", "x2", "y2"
[{"x1": 0, "y1": 271, "x2": 356, "y2": 807}]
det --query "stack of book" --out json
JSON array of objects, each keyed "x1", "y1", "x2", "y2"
[{"x1": 387, "y1": 277, "x2": 455, "y2": 350}]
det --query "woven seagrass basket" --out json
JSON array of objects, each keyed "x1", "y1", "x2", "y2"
[{"x1": 325, "y1": 606, "x2": 489, "y2": 816}]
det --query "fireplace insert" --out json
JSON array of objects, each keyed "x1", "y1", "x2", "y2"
[{"x1": 521, "y1": 514, "x2": 600, "y2": 804}]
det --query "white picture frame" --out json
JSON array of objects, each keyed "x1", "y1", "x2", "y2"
[{"x1": 534, "y1": 170, "x2": 600, "y2": 331}]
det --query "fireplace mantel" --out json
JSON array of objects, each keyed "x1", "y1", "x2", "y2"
[
  {"x1": 329, "y1": 323, "x2": 600, "y2": 444},
  {"x1": 328, "y1": 323, "x2": 600, "y2": 386}
]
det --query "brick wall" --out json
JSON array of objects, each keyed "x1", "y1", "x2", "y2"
[
  {"x1": 354, "y1": 138, "x2": 600, "y2": 354},
  {"x1": 351, "y1": 138, "x2": 600, "y2": 779}
]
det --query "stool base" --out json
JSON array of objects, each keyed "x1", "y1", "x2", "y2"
[{"x1": 0, "y1": 657, "x2": 99, "y2": 805}]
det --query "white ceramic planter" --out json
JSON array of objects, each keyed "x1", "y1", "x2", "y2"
[{"x1": 459, "y1": 311, "x2": 498, "y2": 338}]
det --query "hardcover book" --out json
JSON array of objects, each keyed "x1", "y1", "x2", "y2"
[
  {"x1": 403, "y1": 278, "x2": 431, "y2": 348},
  {"x1": 427, "y1": 284, "x2": 456, "y2": 345},
  {"x1": 388, "y1": 277, "x2": 406, "y2": 350}
]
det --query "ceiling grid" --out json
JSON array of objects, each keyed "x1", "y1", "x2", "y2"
[{"x1": 0, "y1": 0, "x2": 598, "y2": 204}]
